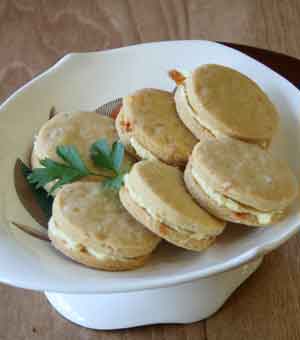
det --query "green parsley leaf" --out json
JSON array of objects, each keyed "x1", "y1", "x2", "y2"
[
  {"x1": 102, "y1": 173, "x2": 125, "y2": 190},
  {"x1": 90, "y1": 139, "x2": 115, "y2": 172},
  {"x1": 111, "y1": 141, "x2": 125, "y2": 172},
  {"x1": 27, "y1": 145, "x2": 91, "y2": 194},
  {"x1": 56, "y1": 145, "x2": 90, "y2": 175},
  {"x1": 90, "y1": 139, "x2": 127, "y2": 190},
  {"x1": 25, "y1": 139, "x2": 127, "y2": 197}
]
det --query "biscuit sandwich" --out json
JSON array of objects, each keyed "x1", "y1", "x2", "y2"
[
  {"x1": 32, "y1": 111, "x2": 131, "y2": 193},
  {"x1": 116, "y1": 88, "x2": 197, "y2": 167},
  {"x1": 174, "y1": 64, "x2": 279, "y2": 147},
  {"x1": 49, "y1": 182, "x2": 161, "y2": 271},
  {"x1": 119, "y1": 160, "x2": 225, "y2": 251},
  {"x1": 184, "y1": 136, "x2": 298, "y2": 226}
]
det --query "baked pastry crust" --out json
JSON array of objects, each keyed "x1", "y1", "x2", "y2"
[
  {"x1": 49, "y1": 182, "x2": 160, "y2": 270},
  {"x1": 116, "y1": 88, "x2": 197, "y2": 167},
  {"x1": 175, "y1": 64, "x2": 279, "y2": 147},
  {"x1": 120, "y1": 160, "x2": 225, "y2": 251}
]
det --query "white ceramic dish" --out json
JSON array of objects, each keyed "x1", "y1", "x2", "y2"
[{"x1": 0, "y1": 40, "x2": 299, "y2": 329}]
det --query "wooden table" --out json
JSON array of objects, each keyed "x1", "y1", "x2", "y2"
[{"x1": 1, "y1": 1, "x2": 300, "y2": 339}]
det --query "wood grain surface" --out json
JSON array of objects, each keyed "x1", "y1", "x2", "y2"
[{"x1": 1, "y1": 1, "x2": 300, "y2": 339}]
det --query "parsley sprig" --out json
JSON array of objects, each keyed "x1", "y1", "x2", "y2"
[
  {"x1": 90, "y1": 139, "x2": 126, "y2": 189},
  {"x1": 28, "y1": 139, "x2": 127, "y2": 194}
]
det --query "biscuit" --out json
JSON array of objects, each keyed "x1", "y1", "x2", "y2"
[
  {"x1": 49, "y1": 182, "x2": 161, "y2": 271},
  {"x1": 185, "y1": 137, "x2": 298, "y2": 226},
  {"x1": 32, "y1": 111, "x2": 132, "y2": 193},
  {"x1": 116, "y1": 89, "x2": 197, "y2": 167},
  {"x1": 175, "y1": 64, "x2": 279, "y2": 147},
  {"x1": 120, "y1": 160, "x2": 225, "y2": 251}
]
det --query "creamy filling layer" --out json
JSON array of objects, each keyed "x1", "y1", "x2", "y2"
[
  {"x1": 191, "y1": 168, "x2": 276, "y2": 225},
  {"x1": 48, "y1": 218, "x2": 131, "y2": 261},
  {"x1": 124, "y1": 175, "x2": 215, "y2": 239},
  {"x1": 130, "y1": 137, "x2": 158, "y2": 161},
  {"x1": 180, "y1": 85, "x2": 225, "y2": 138}
]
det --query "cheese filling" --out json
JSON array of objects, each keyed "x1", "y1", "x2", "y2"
[
  {"x1": 130, "y1": 137, "x2": 158, "y2": 160},
  {"x1": 48, "y1": 218, "x2": 127, "y2": 261},
  {"x1": 180, "y1": 85, "x2": 225, "y2": 138},
  {"x1": 191, "y1": 168, "x2": 275, "y2": 224},
  {"x1": 124, "y1": 175, "x2": 213, "y2": 239}
]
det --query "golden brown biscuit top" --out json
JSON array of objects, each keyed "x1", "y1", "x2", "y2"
[
  {"x1": 52, "y1": 182, "x2": 160, "y2": 258},
  {"x1": 186, "y1": 64, "x2": 279, "y2": 142},
  {"x1": 125, "y1": 160, "x2": 225, "y2": 235},
  {"x1": 191, "y1": 137, "x2": 298, "y2": 211},
  {"x1": 121, "y1": 89, "x2": 197, "y2": 164}
]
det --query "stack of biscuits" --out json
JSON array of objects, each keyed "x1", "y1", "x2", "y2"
[{"x1": 32, "y1": 64, "x2": 298, "y2": 271}]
